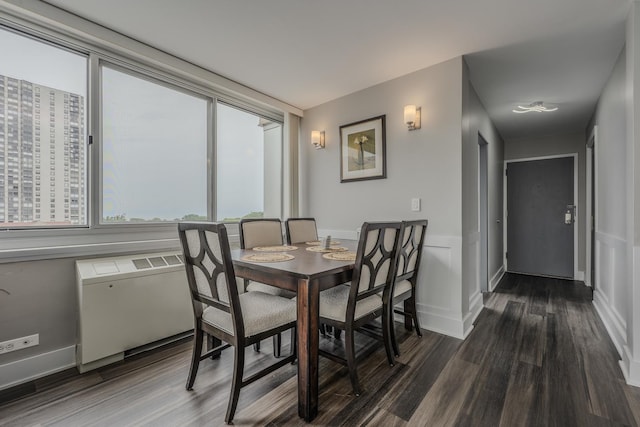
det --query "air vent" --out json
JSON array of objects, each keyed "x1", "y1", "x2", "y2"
[
  {"x1": 132, "y1": 258, "x2": 152, "y2": 270},
  {"x1": 163, "y1": 255, "x2": 181, "y2": 265}
]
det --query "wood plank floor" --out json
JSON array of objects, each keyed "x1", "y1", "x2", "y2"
[{"x1": 1, "y1": 273, "x2": 639, "y2": 426}]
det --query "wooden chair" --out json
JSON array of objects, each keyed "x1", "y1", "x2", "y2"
[
  {"x1": 239, "y1": 218, "x2": 294, "y2": 356},
  {"x1": 285, "y1": 217, "x2": 318, "y2": 244},
  {"x1": 318, "y1": 221, "x2": 401, "y2": 396},
  {"x1": 386, "y1": 219, "x2": 428, "y2": 357},
  {"x1": 178, "y1": 222, "x2": 296, "y2": 424}
]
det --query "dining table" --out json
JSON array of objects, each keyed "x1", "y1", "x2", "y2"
[{"x1": 231, "y1": 238, "x2": 358, "y2": 422}]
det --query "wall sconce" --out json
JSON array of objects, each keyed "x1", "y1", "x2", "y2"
[
  {"x1": 311, "y1": 130, "x2": 325, "y2": 149},
  {"x1": 404, "y1": 105, "x2": 421, "y2": 131}
]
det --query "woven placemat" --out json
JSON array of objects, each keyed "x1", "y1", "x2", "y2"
[
  {"x1": 306, "y1": 240, "x2": 341, "y2": 246},
  {"x1": 306, "y1": 246, "x2": 348, "y2": 253},
  {"x1": 241, "y1": 253, "x2": 295, "y2": 263},
  {"x1": 323, "y1": 251, "x2": 356, "y2": 261},
  {"x1": 252, "y1": 245, "x2": 298, "y2": 252}
]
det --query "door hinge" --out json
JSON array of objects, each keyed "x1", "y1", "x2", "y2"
[
  {"x1": 88, "y1": 135, "x2": 93, "y2": 145},
  {"x1": 505, "y1": 252, "x2": 508, "y2": 259}
]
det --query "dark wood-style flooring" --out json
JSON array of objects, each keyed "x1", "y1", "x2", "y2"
[{"x1": 1, "y1": 273, "x2": 640, "y2": 426}]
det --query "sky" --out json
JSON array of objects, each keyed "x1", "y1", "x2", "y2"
[{"x1": 1, "y1": 26, "x2": 276, "y2": 222}]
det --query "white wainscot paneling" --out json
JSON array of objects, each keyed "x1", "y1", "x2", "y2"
[
  {"x1": 414, "y1": 235, "x2": 466, "y2": 339},
  {"x1": 592, "y1": 231, "x2": 627, "y2": 360},
  {"x1": 463, "y1": 232, "x2": 483, "y2": 336},
  {"x1": 620, "y1": 246, "x2": 640, "y2": 387}
]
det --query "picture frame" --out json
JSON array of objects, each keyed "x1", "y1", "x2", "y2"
[{"x1": 339, "y1": 115, "x2": 386, "y2": 183}]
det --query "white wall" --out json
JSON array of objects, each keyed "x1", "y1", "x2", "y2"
[
  {"x1": 590, "y1": 3, "x2": 640, "y2": 386},
  {"x1": 504, "y1": 132, "x2": 587, "y2": 279},
  {"x1": 301, "y1": 57, "x2": 474, "y2": 338}
]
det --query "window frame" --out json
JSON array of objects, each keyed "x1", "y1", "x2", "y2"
[{"x1": 0, "y1": 13, "x2": 288, "y2": 263}]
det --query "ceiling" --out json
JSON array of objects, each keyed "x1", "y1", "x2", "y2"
[{"x1": 42, "y1": 0, "x2": 631, "y2": 140}]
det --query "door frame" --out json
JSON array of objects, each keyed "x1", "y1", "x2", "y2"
[
  {"x1": 586, "y1": 126, "x2": 598, "y2": 288},
  {"x1": 503, "y1": 153, "x2": 579, "y2": 279},
  {"x1": 478, "y1": 133, "x2": 489, "y2": 293}
]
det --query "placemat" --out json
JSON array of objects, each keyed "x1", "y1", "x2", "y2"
[
  {"x1": 241, "y1": 253, "x2": 295, "y2": 263},
  {"x1": 323, "y1": 251, "x2": 357, "y2": 261},
  {"x1": 306, "y1": 246, "x2": 348, "y2": 253},
  {"x1": 252, "y1": 245, "x2": 298, "y2": 252},
  {"x1": 306, "y1": 240, "x2": 341, "y2": 246}
]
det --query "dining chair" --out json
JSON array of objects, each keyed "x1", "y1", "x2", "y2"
[
  {"x1": 178, "y1": 222, "x2": 297, "y2": 424},
  {"x1": 386, "y1": 219, "x2": 428, "y2": 357},
  {"x1": 239, "y1": 217, "x2": 294, "y2": 356},
  {"x1": 318, "y1": 221, "x2": 402, "y2": 396},
  {"x1": 285, "y1": 217, "x2": 318, "y2": 244}
]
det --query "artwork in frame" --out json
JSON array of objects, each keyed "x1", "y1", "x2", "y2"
[{"x1": 339, "y1": 115, "x2": 386, "y2": 183}]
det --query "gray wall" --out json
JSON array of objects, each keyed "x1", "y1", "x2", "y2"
[
  {"x1": 301, "y1": 57, "x2": 478, "y2": 338},
  {"x1": 300, "y1": 57, "x2": 463, "y2": 236},
  {"x1": 0, "y1": 258, "x2": 78, "y2": 364},
  {"x1": 504, "y1": 132, "x2": 587, "y2": 276},
  {"x1": 462, "y1": 60, "x2": 505, "y2": 301}
]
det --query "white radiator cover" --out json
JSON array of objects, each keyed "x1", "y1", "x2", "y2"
[{"x1": 75, "y1": 252, "x2": 193, "y2": 372}]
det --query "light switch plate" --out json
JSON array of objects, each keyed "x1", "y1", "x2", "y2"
[{"x1": 411, "y1": 198, "x2": 421, "y2": 212}]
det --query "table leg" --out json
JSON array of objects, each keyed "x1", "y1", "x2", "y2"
[{"x1": 297, "y1": 278, "x2": 319, "y2": 421}]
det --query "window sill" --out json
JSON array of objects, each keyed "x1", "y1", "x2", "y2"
[{"x1": 0, "y1": 223, "x2": 240, "y2": 263}]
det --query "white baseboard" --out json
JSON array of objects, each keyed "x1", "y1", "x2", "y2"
[
  {"x1": 0, "y1": 345, "x2": 76, "y2": 391},
  {"x1": 489, "y1": 266, "x2": 505, "y2": 291},
  {"x1": 575, "y1": 270, "x2": 585, "y2": 281},
  {"x1": 462, "y1": 291, "x2": 484, "y2": 338},
  {"x1": 416, "y1": 303, "x2": 466, "y2": 340},
  {"x1": 620, "y1": 345, "x2": 640, "y2": 387},
  {"x1": 592, "y1": 289, "x2": 627, "y2": 359}
]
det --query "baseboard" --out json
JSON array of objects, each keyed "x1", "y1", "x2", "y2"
[
  {"x1": 592, "y1": 289, "x2": 627, "y2": 359},
  {"x1": 0, "y1": 345, "x2": 76, "y2": 391},
  {"x1": 620, "y1": 345, "x2": 640, "y2": 387},
  {"x1": 575, "y1": 270, "x2": 585, "y2": 281},
  {"x1": 416, "y1": 303, "x2": 466, "y2": 340},
  {"x1": 463, "y1": 291, "x2": 484, "y2": 338},
  {"x1": 489, "y1": 265, "x2": 505, "y2": 291}
]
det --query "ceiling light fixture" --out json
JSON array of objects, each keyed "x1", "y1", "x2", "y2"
[{"x1": 512, "y1": 101, "x2": 558, "y2": 114}]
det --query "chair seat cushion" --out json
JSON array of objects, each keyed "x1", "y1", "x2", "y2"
[
  {"x1": 202, "y1": 291, "x2": 296, "y2": 337},
  {"x1": 319, "y1": 284, "x2": 383, "y2": 323},
  {"x1": 393, "y1": 279, "x2": 412, "y2": 297},
  {"x1": 246, "y1": 281, "x2": 296, "y2": 299}
]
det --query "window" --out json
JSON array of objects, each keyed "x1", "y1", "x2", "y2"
[
  {"x1": 101, "y1": 66, "x2": 208, "y2": 223},
  {"x1": 216, "y1": 103, "x2": 282, "y2": 221},
  {"x1": 0, "y1": 15, "x2": 288, "y2": 262},
  {"x1": 0, "y1": 27, "x2": 87, "y2": 227}
]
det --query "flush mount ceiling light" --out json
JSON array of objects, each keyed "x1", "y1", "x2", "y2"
[{"x1": 512, "y1": 101, "x2": 558, "y2": 114}]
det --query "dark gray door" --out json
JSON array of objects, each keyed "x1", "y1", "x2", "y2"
[{"x1": 507, "y1": 157, "x2": 574, "y2": 278}]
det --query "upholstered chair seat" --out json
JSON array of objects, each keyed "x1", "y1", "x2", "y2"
[
  {"x1": 202, "y1": 291, "x2": 296, "y2": 337},
  {"x1": 319, "y1": 285, "x2": 383, "y2": 323}
]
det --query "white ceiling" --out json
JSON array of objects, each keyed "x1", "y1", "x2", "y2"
[{"x1": 43, "y1": 0, "x2": 630, "y2": 140}]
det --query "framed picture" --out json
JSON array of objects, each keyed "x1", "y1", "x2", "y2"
[{"x1": 339, "y1": 115, "x2": 386, "y2": 183}]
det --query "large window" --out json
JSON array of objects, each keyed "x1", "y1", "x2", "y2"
[
  {"x1": 216, "y1": 104, "x2": 282, "y2": 221},
  {"x1": 0, "y1": 20, "x2": 285, "y2": 243},
  {"x1": 101, "y1": 66, "x2": 208, "y2": 223},
  {"x1": 0, "y1": 27, "x2": 87, "y2": 228}
]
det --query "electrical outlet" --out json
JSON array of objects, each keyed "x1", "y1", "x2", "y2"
[{"x1": 0, "y1": 334, "x2": 39, "y2": 354}]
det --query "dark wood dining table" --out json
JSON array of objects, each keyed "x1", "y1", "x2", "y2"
[{"x1": 231, "y1": 239, "x2": 357, "y2": 422}]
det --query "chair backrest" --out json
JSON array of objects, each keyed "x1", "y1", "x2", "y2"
[
  {"x1": 396, "y1": 220, "x2": 428, "y2": 282},
  {"x1": 285, "y1": 218, "x2": 318, "y2": 244},
  {"x1": 239, "y1": 218, "x2": 283, "y2": 249},
  {"x1": 348, "y1": 221, "x2": 402, "y2": 315},
  {"x1": 178, "y1": 222, "x2": 245, "y2": 338}
]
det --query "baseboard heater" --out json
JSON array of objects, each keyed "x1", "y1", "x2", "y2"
[{"x1": 75, "y1": 252, "x2": 193, "y2": 373}]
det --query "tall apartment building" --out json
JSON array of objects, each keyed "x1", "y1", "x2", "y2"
[{"x1": 0, "y1": 75, "x2": 85, "y2": 226}]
